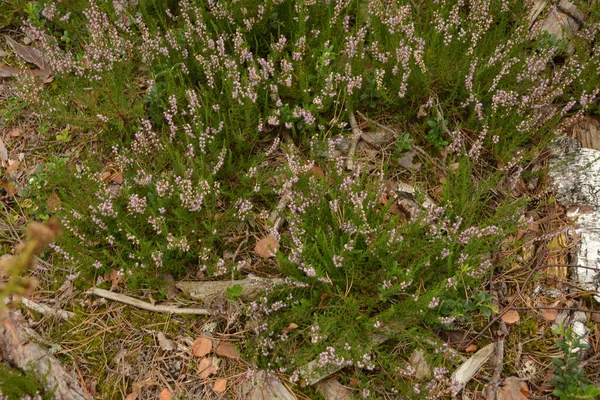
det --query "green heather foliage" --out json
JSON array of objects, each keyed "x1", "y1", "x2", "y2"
[{"x1": 8, "y1": 0, "x2": 599, "y2": 397}]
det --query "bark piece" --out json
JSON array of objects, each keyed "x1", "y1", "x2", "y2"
[
  {"x1": 315, "y1": 377, "x2": 352, "y2": 400},
  {"x1": 0, "y1": 311, "x2": 91, "y2": 400},
  {"x1": 548, "y1": 136, "x2": 600, "y2": 301},
  {"x1": 176, "y1": 275, "x2": 285, "y2": 301},
  {"x1": 451, "y1": 343, "x2": 495, "y2": 391},
  {"x1": 21, "y1": 297, "x2": 74, "y2": 321},
  {"x1": 240, "y1": 372, "x2": 295, "y2": 400}
]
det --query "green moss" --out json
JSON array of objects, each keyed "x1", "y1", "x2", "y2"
[{"x1": 0, "y1": 364, "x2": 53, "y2": 400}]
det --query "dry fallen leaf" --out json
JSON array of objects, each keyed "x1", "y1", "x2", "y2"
[
  {"x1": 213, "y1": 378, "x2": 227, "y2": 393},
  {"x1": 111, "y1": 170, "x2": 124, "y2": 184},
  {"x1": 9, "y1": 129, "x2": 20, "y2": 137},
  {"x1": 198, "y1": 357, "x2": 217, "y2": 378},
  {"x1": 0, "y1": 63, "x2": 51, "y2": 80},
  {"x1": 5, "y1": 36, "x2": 50, "y2": 70},
  {"x1": 308, "y1": 164, "x2": 324, "y2": 178},
  {"x1": 1, "y1": 180, "x2": 17, "y2": 196},
  {"x1": 46, "y1": 192, "x2": 61, "y2": 212},
  {"x1": 498, "y1": 376, "x2": 530, "y2": 400},
  {"x1": 157, "y1": 332, "x2": 175, "y2": 351},
  {"x1": 464, "y1": 344, "x2": 478, "y2": 353},
  {"x1": 104, "y1": 269, "x2": 123, "y2": 289},
  {"x1": 541, "y1": 308, "x2": 559, "y2": 322},
  {"x1": 283, "y1": 323, "x2": 299, "y2": 334},
  {"x1": 158, "y1": 388, "x2": 172, "y2": 400},
  {"x1": 255, "y1": 235, "x2": 279, "y2": 258},
  {"x1": 192, "y1": 337, "x2": 212, "y2": 358},
  {"x1": 501, "y1": 309, "x2": 520, "y2": 324},
  {"x1": 216, "y1": 341, "x2": 240, "y2": 359}
]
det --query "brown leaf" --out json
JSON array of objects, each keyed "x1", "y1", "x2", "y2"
[
  {"x1": 111, "y1": 170, "x2": 123, "y2": 184},
  {"x1": 464, "y1": 344, "x2": 478, "y2": 353},
  {"x1": 308, "y1": 164, "x2": 324, "y2": 178},
  {"x1": 6, "y1": 160, "x2": 20, "y2": 176},
  {"x1": 5, "y1": 36, "x2": 50, "y2": 70},
  {"x1": 216, "y1": 341, "x2": 240, "y2": 359},
  {"x1": 192, "y1": 337, "x2": 212, "y2": 358},
  {"x1": 498, "y1": 376, "x2": 530, "y2": 400},
  {"x1": 158, "y1": 389, "x2": 172, "y2": 400},
  {"x1": 9, "y1": 129, "x2": 20, "y2": 137},
  {"x1": 283, "y1": 323, "x2": 298, "y2": 334},
  {"x1": 0, "y1": 63, "x2": 51, "y2": 81},
  {"x1": 501, "y1": 309, "x2": 520, "y2": 324},
  {"x1": 255, "y1": 235, "x2": 279, "y2": 258},
  {"x1": 541, "y1": 308, "x2": 558, "y2": 322},
  {"x1": 104, "y1": 269, "x2": 123, "y2": 289},
  {"x1": 213, "y1": 378, "x2": 227, "y2": 393},
  {"x1": 198, "y1": 357, "x2": 217, "y2": 378},
  {"x1": 1, "y1": 180, "x2": 17, "y2": 196},
  {"x1": 46, "y1": 192, "x2": 61, "y2": 212}
]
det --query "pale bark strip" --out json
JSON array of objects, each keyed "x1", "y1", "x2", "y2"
[
  {"x1": 176, "y1": 275, "x2": 286, "y2": 302},
  {"x1": 21, "y1": 297, "x2": 75, "y2": 321},
  {"x1": 87, "y1": 287, "x2": 214, "y2": 315},
  {"x1": 347, "y1": 112, "x2": 362, "y2": 171},
  {"x1": 0, "y1": 311, "x2": 91, "y2": 400}
]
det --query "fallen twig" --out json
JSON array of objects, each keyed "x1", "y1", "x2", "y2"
[
  {"x1": 87, "y1": 287, "x2": 214, "y2": 315},
  {"x1": 347, "y1": 112, "x2": 362, "y2": 170},
  {"x1": 21, "y1": 297, "x2": 75, "y2": 321},
  {"x1": 485, "y1": 322, "x2": 507, "y2": 399}
]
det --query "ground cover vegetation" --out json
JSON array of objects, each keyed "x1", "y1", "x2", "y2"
[{"x1": 1, "y1": 0, "x2": 600, "y2": 398}]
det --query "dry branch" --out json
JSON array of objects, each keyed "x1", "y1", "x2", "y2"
[
  {"x1": 347, "y1": 112, "x2": 362, "y2": 170},
  {"x1": 0, "y1": 311, "x2": 91, "y2": 400},
  {"x1": 87, "y1": 287, "x2": 214, "y2": 315},
  {"x1": 21, "y1": 297, "x2": 75, "y2": 321}
]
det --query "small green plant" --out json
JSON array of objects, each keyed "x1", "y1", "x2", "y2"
[
  {"x1": 394, "y1": 132, "x2": 413, "y2": 154},
  {"x1": 226, "y1": 284, "x2": 243, "y2": 301},
  {"x1": 425, "y1": 117, "x2": 449, "y2": 149},
  {"x1": 437, "y1": 291, "x2": 498, "y2": 325},
  {"x1": 550, "y1": 324, "x2": 600, "y2": 400},
  {"x1": 55, "y1": 126, "x2": 72, "y2": 143},
  {"x1": 0, "y1": 97, "x2": 28, "y2": 125}
]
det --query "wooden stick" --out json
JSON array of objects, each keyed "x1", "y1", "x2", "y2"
[
  {"x1": 87, "y1": 287, "x2": 214, "y2": 315},
  {"x1": 21, "y1": 297, "x2": 75, "y2": 321},
  {"x1": 347, "y1": 112, "x2": 362, "y2": 171}
]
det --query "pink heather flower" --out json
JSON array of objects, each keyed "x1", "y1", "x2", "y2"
[
  {"x1": 428, "y1": 297, "x2": 440, "y2": 309},
  {"x1": 127, "y1": 194, "x2": 147, "y2": 214}
]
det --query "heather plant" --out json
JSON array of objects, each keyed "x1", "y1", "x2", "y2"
[{"x1": 5, "y1": 0, "x2": 599, "y2": 397}]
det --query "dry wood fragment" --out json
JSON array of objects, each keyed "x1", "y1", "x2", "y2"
[
  {"x1": 176, "y1": 275, "x2": 285, "y2": 301},
  {"x1": 347, "y1": 112, "x2": 362, "y2": 170},
  {"x1": 451, "y1": 342, "x2": 495, "y2": 391},
  {"x1": 0, "y1": 311, "x2": 91, "y2": 400},
  {"x1": 21, "y1": 297, "x2": 75, "y2": 321},
  {"x1": 87, "y1": 287, "x2": 214, "y2": 315}
]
